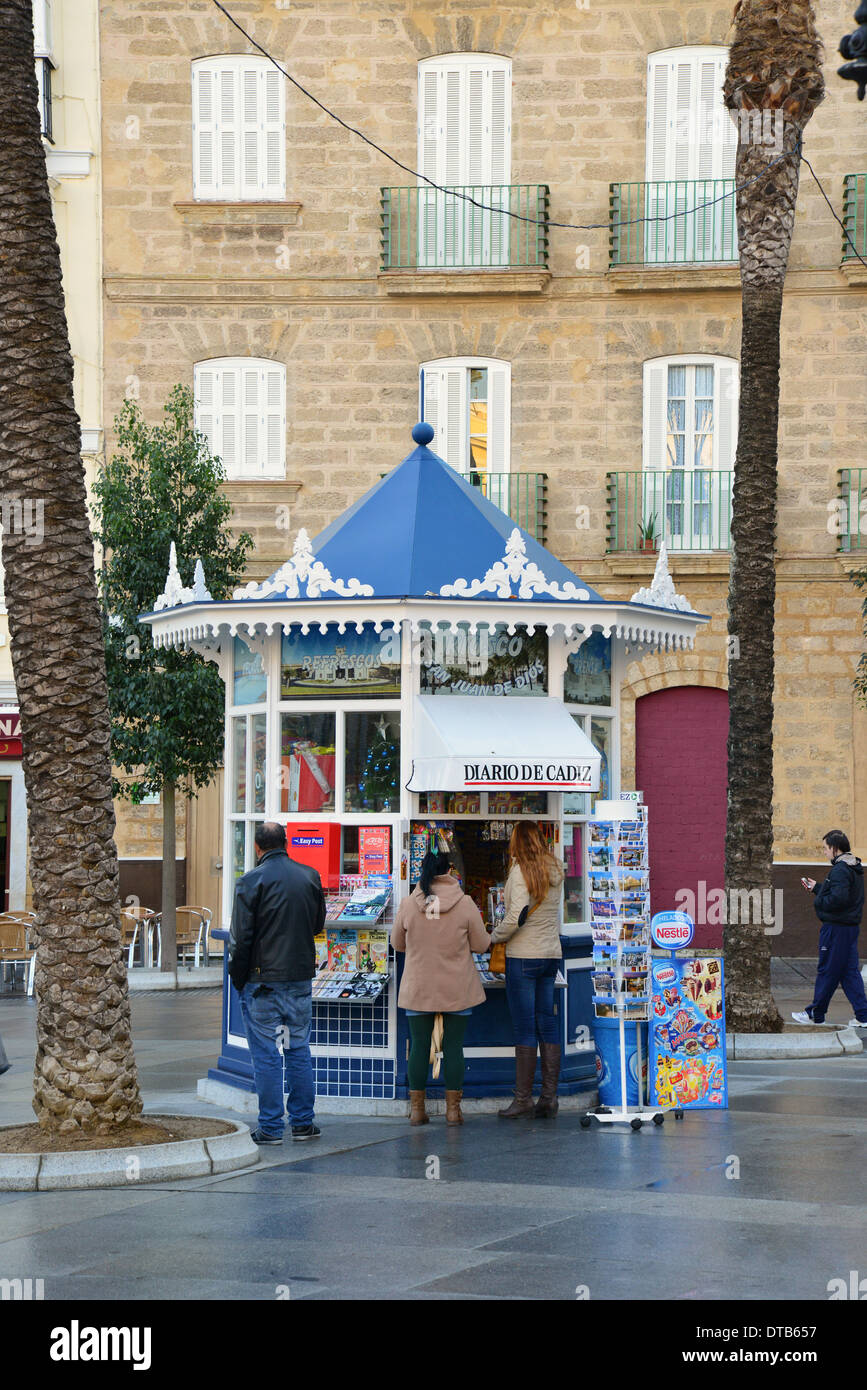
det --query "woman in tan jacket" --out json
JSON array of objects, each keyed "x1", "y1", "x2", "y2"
[
  {"x1": 491, "y1": 822, "x2": 565, "y2": 1120},
  {"x1": 391, "y1": 851, "x2": 491, "y2": 1127}
]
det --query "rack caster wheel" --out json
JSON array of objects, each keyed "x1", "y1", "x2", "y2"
[
  {"x1": 653, "y1": 1114, "x2": 664, "y2": 1126},
  {"x1": 580, "y1": 1115, "x2": 592, "y2": 1129},
  {"x1": 630, "y1": 1118, "x2": 642, "y2": 1130},
  {"x1": 595, "y1": 1105, "x2": 611, "y2": 1115},
  {"x1": 674, "y1": 1110, "x2": 685, "y2": 1121}
]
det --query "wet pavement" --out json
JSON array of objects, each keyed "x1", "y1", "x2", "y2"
[{"x1": 0, "y1": 975, "x2": 865, "y2": 1301}]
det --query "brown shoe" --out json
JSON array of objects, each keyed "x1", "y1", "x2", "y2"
[
  {"x1": 535, "y1": 1042, "x2": 561, "y2": 1117},
  {"x1": 445, "y1": 1090, "x2": 463, "y2": 1125},
  {"x1": 409, "y1": 1090, "x2": 429, "y2": 1125},
  {"x1": 498, "y1": 1045, "x2": 537, "y2": 1118}
]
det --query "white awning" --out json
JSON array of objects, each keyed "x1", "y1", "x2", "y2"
[{"x1": 407, "y1": 696, "x2": 601, "y2": 793}]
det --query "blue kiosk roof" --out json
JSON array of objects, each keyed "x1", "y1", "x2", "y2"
[{"x1": 278, "y1": 424, "x2": 604, "y2": 604}]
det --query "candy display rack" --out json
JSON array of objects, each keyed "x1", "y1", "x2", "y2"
[{"x1": 581, "y1": 796, "x2": 666, "y2": 1131}]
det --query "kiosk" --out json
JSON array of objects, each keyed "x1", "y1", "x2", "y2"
[{"x1": 142, "y1": 424, "x2": 708, "y2": 1111}]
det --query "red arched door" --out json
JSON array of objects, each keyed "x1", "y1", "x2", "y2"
[{"x1": 635, "y1": 686, "x2": 729, "y2": 949}]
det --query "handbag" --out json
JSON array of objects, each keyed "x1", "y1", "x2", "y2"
[
  {"x1": 490, "y1": 901, "x2": 535, "y2": 975},
  {"x1": 429, "y1": 1013, "x2": 444, "y2": 1079}
]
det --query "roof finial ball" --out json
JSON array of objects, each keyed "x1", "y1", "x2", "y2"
[{"x1": 412, "y1": 421, "x2": 435, "y2": 446}]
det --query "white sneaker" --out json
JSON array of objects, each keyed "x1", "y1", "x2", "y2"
[
  {"x1": 791, "y1": 1011, "x2": 818, "y2": 1025},
  {"x1": 845, "y1": 1018, "x2": 867, "y2": 1028}
]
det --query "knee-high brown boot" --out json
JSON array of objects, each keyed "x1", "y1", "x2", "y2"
[
  {"x1": 535, "y1": 1042, "x2": 561, "y2": 1117},
  {"x1": 409, "y1": 1090, "x2": 429, "y2": 1125},
  {"x1": 498, "y1": 1045, "x2": 537, "y2": 1117}
]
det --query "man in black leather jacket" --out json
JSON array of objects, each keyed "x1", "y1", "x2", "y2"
[
  {"x1": 793, "y1": 829, "x2": 867, "y2": 1028},
  {"x1": 229, "y1": 822, "x2": 326, "y2": 1144}
]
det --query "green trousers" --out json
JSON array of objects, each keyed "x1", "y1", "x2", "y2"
[{"x1": 407, "y1": 1013, "x2": 469, "y2": 1091}]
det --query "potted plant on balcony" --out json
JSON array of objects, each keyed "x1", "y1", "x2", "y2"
[{"x1": 638, "y1": 515, "x2": 659, "y2": 554}]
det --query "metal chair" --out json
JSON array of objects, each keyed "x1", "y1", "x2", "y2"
[
  {"x1": 119, "y1": 906, "x2": 156, "y2": 969},
  {"x1": 150, "y1": 906, "x2": 213, "y2": 969},
  {"x1": 0, "y1": 914, "x2": 35, "y2": 996}
]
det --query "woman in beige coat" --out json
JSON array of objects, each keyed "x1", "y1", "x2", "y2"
[
  {"x1": 391, "y1": 851, "x2": 491, "y2": 1127},
  {"x1": 491, "y1": 821, "x2": 565, "y2": 1119}
]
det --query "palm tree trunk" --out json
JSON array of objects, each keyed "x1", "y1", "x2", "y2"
[
  {"x1": 0, "y1": 0, "x2": 142, "y2": 1130},
  {"x1": 723, "y1": 0, "x2": 824, "y2": 1032}
]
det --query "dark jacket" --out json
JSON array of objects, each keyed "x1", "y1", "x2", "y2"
[
  {"x1": 812, "y1": 853, "x2": 864, "y2": 928},
  {"x1": 228, "y1": 850, "x2": 326, "y2": 990}
]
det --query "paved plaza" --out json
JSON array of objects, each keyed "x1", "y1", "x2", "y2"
[{"x1": 0, "y1": 980, "x2": 865, "y2": 1301}]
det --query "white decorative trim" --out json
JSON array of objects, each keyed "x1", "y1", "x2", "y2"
[
  {"x1": 153, "y1": 542, "x2": 214, "y2": 610},
  {"x1": 440, "y1": 529, "x2": 591, "y2": 602},
  {"x1": 45, "y1": 149, "x2": 93, "y2": 179},
  {"x1": 80, "y1": 427, "x2": 103, "y2": 454},
  {"x1": 629, "y1": 542, "x2": 697, "y2": 614},
  {"x1": 232, "y1": 529, "x2": 374, "y2": 601}
]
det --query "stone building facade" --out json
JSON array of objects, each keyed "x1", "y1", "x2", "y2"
[{"x1": 97, "y1": 0, "x2": 867, "y2": 949}]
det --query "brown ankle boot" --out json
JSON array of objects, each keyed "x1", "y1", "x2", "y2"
[
  {"x1": 498, "y1": 1045, "x2": 537, "y2": 1117},
  {"x1": 409, "y1": 1090, "x2": 429, "y2": 1125},
  {"x1": 445, "y1": 1090, "x2": 463, "y2": 1125},
  {"x1": 535, "y1": 1042, "x2": 561, "y2": 1117}
]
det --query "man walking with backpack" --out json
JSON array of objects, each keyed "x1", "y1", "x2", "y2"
[
  {"x1": 793, "y1": 829, "x2": 867, "y2": 1028},
  {"x1": 229, "y1": 821, "x2": 326, "y2": 1144}
]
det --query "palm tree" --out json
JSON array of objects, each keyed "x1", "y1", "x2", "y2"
[
  {"x1": 722, "y1": 0, "x2": 824, "y2": 1031},
  {"x1": 0, "y1": 0, "x2": 141, "y2": 1131}
]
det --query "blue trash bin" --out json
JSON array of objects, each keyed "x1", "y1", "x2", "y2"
[{"x1": 594, "y1": 1016, "x2": 648, "y2": 1107}]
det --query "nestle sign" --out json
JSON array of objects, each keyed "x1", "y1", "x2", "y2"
[{"x1": 650, "y1": 910, "x2": 695, "y2": 949}]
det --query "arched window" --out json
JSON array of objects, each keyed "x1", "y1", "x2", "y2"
[
  {"x1": 645, "y1": 47, "x2": 737, "y2": 263},
  {"x1": 643, "y1": 355, "x2": 737, "y2": 549},
  {"x1": 194, "y1": 358, "x2": 286, "y2": 479},
  {"x1": 191, "y1": 56, "x2": 285, "y2": 200},
  {"x1": 420, "y1": 357, "x2": 511, "y2": 478},
  {"x1": 416, "y1": 54, "x2": 511, "y2": 266}
]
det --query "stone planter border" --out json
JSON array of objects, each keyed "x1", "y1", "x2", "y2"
[{"x1": 0, "y1": 1118, "x2": 260, "y2": 1192}]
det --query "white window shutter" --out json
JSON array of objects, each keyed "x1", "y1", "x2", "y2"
[
  {"x1": 419, "y1": 67, "x2": 439, "y2": 182},
  {"x1": 220, "y1": 368, "x2": 237, "y2": 476},
  {"x1": 192, "y1": 66, "x2": 217, "y2": 199},
  {"x1": 240, "y1": 66, "x2": 260, "y2": 197},
  {"x1": 467, "y1": 67, "x2": 484, "y2": 185},
  {"x1": 715, "y1": 361, "x2": 738, "y2": 471},
  {"x1": 643, "y1": 361, "x2": 669, "y2": 471},
  {"x1": 490, "y1": 66, "x2": 509, "y2": 185},
  {"x1": 195, "y1": 366, "x2": 217, "y2": 454},
  {"x1": 445, "y1": 68, "x2": 462, "y2": 185},
  {"x1": 265, "y1": 367, "x2": 284, "y2": 474},
  {"x1": 646, "y1": 55, "x2": 669, "y2": 182},
  {"x1": 422, "y1": 367, "x2": 440, "y2": 447},
  {"x1": 488, "y1": 364, "x2": 510, "y2": 475},
  {"x1": 445, "y1": 368, "x2": 467, "y2": 472},
  {"x1": 243, "y1": 368, "x2": 260, "y2": 476},
  {"x1": 262, "y1": 69, "x2": 285, "y2": 198},
  {"x1": 219, "y1": 67, "x2": 238, "y2": 198}
]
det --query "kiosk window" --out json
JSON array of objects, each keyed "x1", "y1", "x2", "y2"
[
  {"x1": 345, "y1": 713, "x2": 400, "y2": 813},
  {"x1": 233, "y1": 636, "x2": 267, "y2": 705},
  {"x1": 419, "y1": 623, "x2": 547, "y2": 696},
  {"x1": 280, "y1": 714, "x2": 336, "y2": 813},
  {"x1": 564, "y1": 632, "x2": 611, "y2": 707}
]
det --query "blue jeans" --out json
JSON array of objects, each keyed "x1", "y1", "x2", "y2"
[
  {"x1": 505, "y1": 956, "x2": 561, "y2": 1046},
  {"x1": 809, "y1": 924, "x2": 867, "y2": 1023},
  {"x1": 238, "y1": 980, "x2": 315, "y2": 1134}
]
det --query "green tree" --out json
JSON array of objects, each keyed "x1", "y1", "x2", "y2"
[
  {"x1": 722, "y1": 0, "x2": 824, "y2": 1031},
  {"x1": 92, "y1": 386, "x2": 252, "y2": 971}
]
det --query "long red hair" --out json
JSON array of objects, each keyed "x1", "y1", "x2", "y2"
[{"x1": 509, "y1": 822, "x2": 560, "y2": 904}]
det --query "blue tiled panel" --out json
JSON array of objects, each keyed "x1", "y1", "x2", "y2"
[
  {"x1": 293, "y1": 1055, "x2": 395, "y2": 1100},
  {"x1": 310, "y1": 994, "x2": 389, "y2": 1050}
]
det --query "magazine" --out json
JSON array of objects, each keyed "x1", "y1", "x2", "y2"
[
  {"x1": 328, "y1": 928, "x2": 358, "y2": 972},
  {"x1": 335, "y1": 874, "x2": 392, "y2": 926}
]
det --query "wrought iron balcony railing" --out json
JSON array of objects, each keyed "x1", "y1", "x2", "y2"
[
  {"x1": 609, "y1": 180, "x2": 738, "y2": 267},
  {"x1": 607, "y1": 471, "x2": 733, "y2": 553},
  {"x1": 842, "y1": 174, "x2": 867, "y2": 261},
  {"x1": 380, "y1": 185, "x2": 549, "y2": 270},
  {"x1": 471, "y1": 471, "x2": 547, "y2": 542},
  {"x1": 837, "y1": 469, "x2": 867, "y2": 550}
]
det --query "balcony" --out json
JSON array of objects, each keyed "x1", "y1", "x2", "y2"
[
  {"x1": 837, "y1": 469, "x2": 867, "y2": 551},
  {"x1": 843, "y1": 174, "x2": 867, "y2": 262},
  {"x1": 606, "y1": 471, "x2": 733, "y2": 554},
  {"x1": 609, "y1": 180, "x2": 738, "y2": 269},
  {"x1": 380, "y1": 185, "x2": 549, "y2": 272}
]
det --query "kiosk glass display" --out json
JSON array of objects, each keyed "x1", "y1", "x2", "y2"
[
  {"x1": 280, "y1": 713, "x2": 336, "y2": 813},
  {"x1": 233, "y1": 636, "x2": 267, "y2": 705},
  {"x1": 564, "y1": 632, "x2": 612, "y2": 707},
  {"x1": 344, "y1": 713, "x2": 401, "y2": 813},
  {"x1": 419, "y1": 623, "x2": 548, "y2": 697}
]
